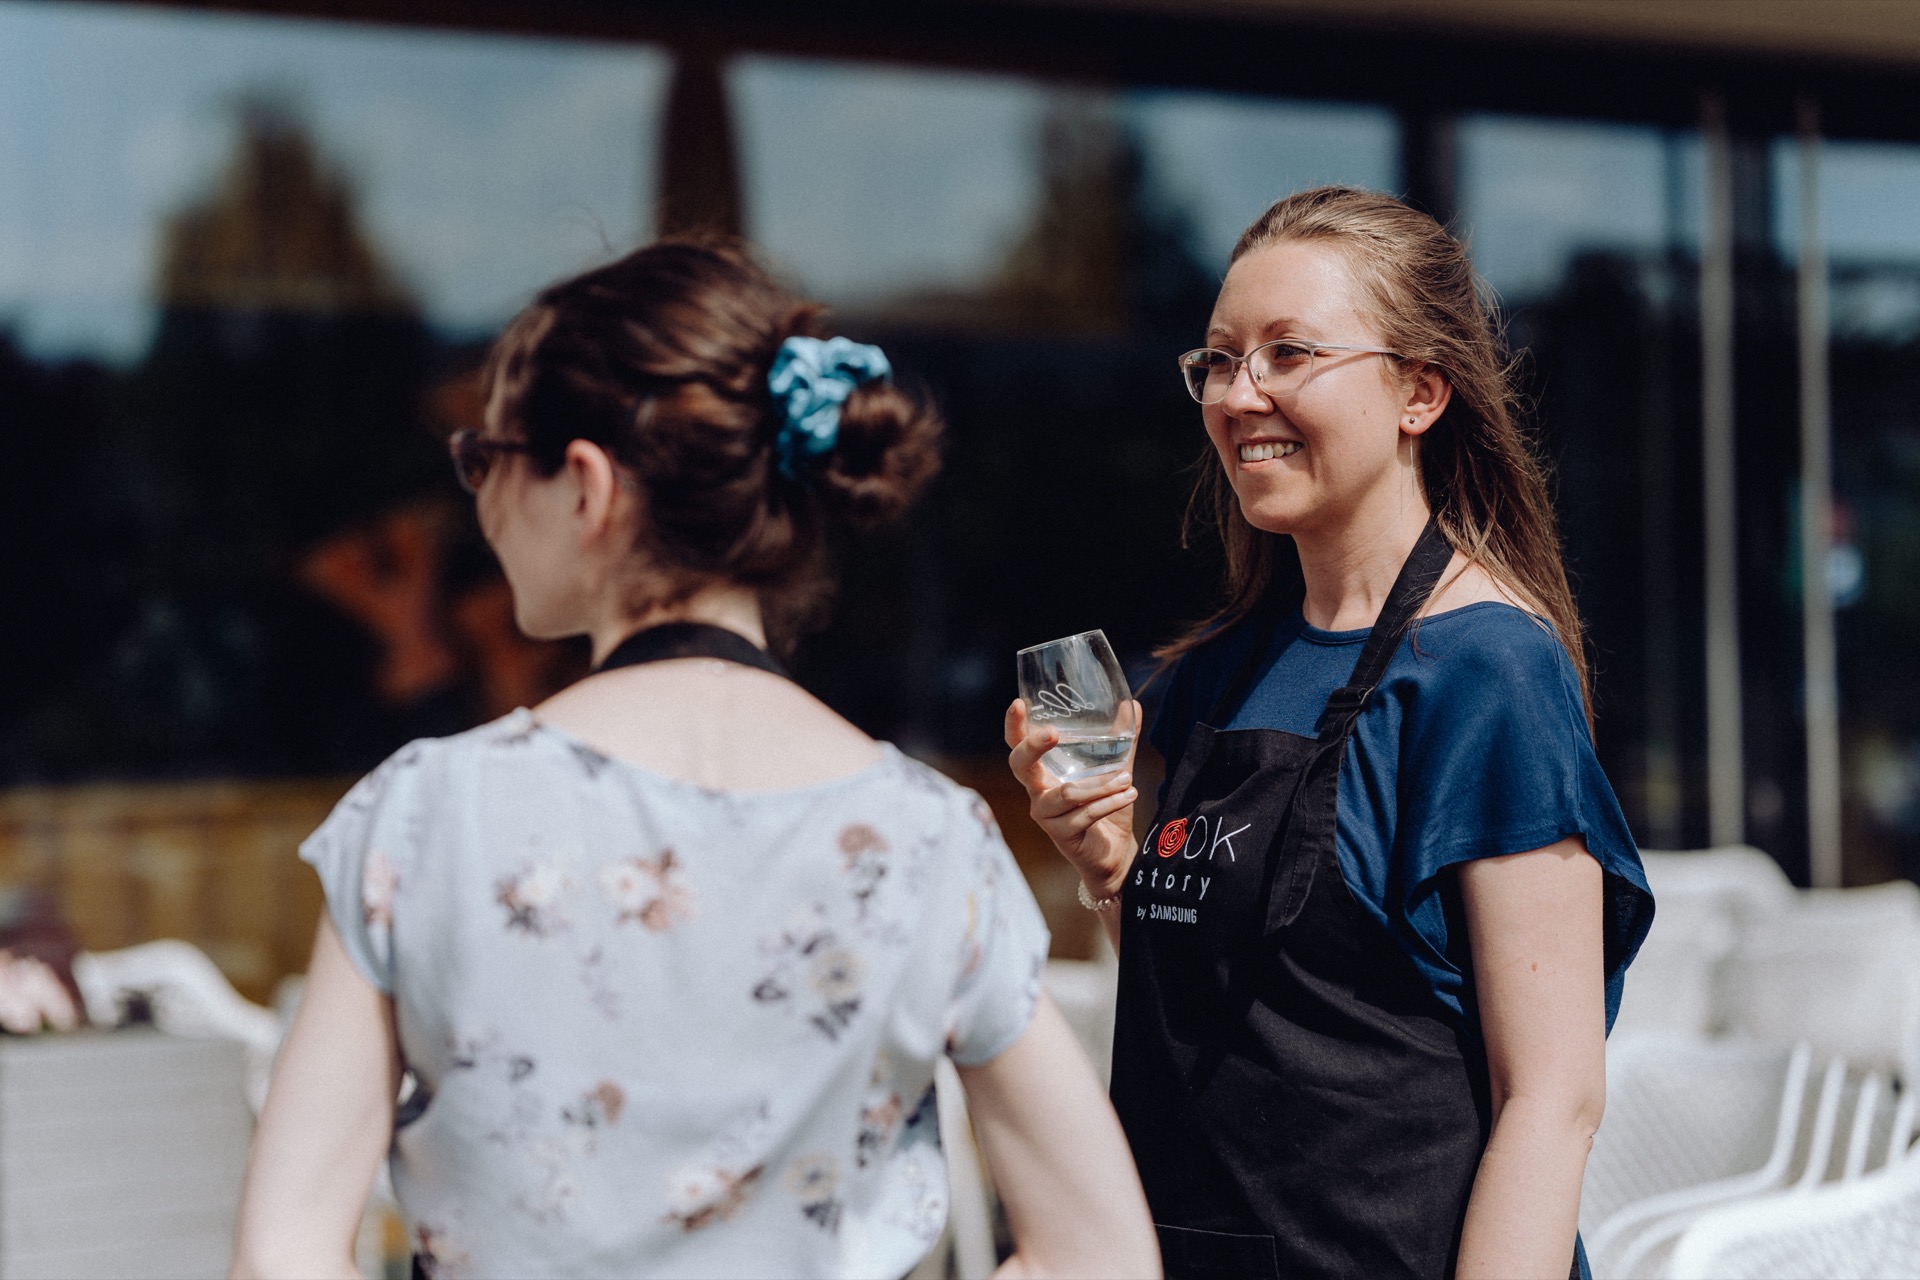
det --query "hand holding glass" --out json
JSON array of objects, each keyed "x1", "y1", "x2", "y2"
[{"x1": 1016, "y1": 630, "x2": 1136, "y2": 780}]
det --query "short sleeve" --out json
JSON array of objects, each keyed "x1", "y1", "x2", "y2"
[
  {"x1": 298, "y1": 741, "x2": 433, "y2": 994},
  {"x1": 1391, "y1": 615, "x2": 1655, "y2": 1027},
  {"x1": 945, "y1": 795, "x2": 1051, "y2": 1067}
]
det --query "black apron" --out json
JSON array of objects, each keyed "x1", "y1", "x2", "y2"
[{"x1": 1112, "y1": 519, "x2": 1504, "y2": 1279}]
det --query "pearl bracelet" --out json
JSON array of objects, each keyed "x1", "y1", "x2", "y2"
[{"x1": 1077, "y1": 879, "x2": 1120, "y2": 913}]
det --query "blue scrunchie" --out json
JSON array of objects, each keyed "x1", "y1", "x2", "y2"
[{"x1": 768, "y1": 335, "x2": 892, "y2": 479}]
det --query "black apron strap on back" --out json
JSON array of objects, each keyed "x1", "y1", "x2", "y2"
[
  {"x1": 594, "y1": 621, "x2": 790, "y2": 680},
  {"x1": 1313, "y1": 516, "x2": 1453, "y2": 739}
]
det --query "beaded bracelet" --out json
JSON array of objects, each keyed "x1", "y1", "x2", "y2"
[{"x1": 1077, "y1": 879, "x2": 1120, "y2": 913}]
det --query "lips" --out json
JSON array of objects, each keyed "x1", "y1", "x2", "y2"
[{"x1": 1238, "y1": 440, "x2": 1301, "y2": 463}]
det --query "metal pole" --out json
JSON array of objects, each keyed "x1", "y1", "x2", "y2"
[
  {"x1": 1701, "y1": 93, "x2": 1745, "y2": 848},
  {"x1": 1797, "y1": 96, "x2": 1843, "y2": 888}
]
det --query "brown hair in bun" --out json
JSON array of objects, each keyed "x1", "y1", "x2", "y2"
[{"x1": 482, "y1": 238, "x2": 942, "y2": 651}]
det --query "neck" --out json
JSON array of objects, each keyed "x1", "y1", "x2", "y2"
[
  {"x1": 1294, "y1": 486, "x2": 1432, "y2": 632},
  {"x1": 589, "y1": 582, "x2": 768, "y2": 666}
]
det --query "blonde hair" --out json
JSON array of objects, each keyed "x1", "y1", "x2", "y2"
[{"x1": 1159, "y1": 186, "x2": 1591, "y2": 726}]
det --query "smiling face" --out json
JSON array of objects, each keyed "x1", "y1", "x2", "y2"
[{"x1": 1201, "y1": 239, "x2": 1440, "y2": 542}]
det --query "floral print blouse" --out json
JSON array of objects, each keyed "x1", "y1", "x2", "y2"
[{"x1": 302, "y1": 708, "x2": 1049, "y2": 1279}]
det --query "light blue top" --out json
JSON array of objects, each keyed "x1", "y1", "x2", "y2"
[
  {"x1": 303, "y1": 709, "x2": 1047, "y2": 1278},
  {"x1": 1150, "y1": 601, "x2": 1655, "y2": 1036}
]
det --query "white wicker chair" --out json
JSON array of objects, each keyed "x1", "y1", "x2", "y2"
[
  {"x1": 1618, "y1": 848, "x2": 1792, "y2": 1039},
  {"x1": 1719, "y1": 881, "x2": 1920, "y2": 1083},
  {"x1": 1583, "y1": 1037, "x2": 1811, "y2": 1275},
  {"x1": 1607, "y1": 1055, "x2": 1858, "y2": 1279},
  {"x1": 1664, "y1": 1112, "x2": 1920, "y2": 1279}
]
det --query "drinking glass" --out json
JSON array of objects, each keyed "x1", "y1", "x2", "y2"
[{"x1": 1016, "y1": 629, "x2": 1136, "y2": 780}]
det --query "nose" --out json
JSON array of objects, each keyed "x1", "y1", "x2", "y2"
[{"x1": 1220, "y1": 359, "x2": 1273, "y2": 415}]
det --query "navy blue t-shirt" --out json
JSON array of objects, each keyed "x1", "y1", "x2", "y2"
[{"x1": 1149, "y1": 600, "x2": 1654, "y2": 1035}]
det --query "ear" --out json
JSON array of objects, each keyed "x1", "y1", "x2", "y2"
[
  {"x1": 1399, "y1": 365, "x2": 1452, "y2": 437},
  {"x1": 561, "y1": 438, "x2": 636, "y2": 549}
]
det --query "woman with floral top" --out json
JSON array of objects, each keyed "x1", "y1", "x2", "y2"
[{"x1": 231, "y1": 240, "x2": 1159, "y2": 1279}]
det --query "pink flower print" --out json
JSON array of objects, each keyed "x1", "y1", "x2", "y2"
[
  {"x1": 785, "y1": 1153, "x2": 845, "y2": 1233},
  {"x1": 496, "y1": 864, "x2": 572, "y2": 937},
  {"x1": 807, "y1": 947, "x2": 864, "y2": 1040},
  {"x1": 362, "y1": 847, "x2": 398, "y2": 928},
  {"x1": 838, "y1": 823, "x2": 888, "y2": 863},
  {"x1": 598, "y1": 849, "x2": 695, "y2": 931},
  {"x1": 838, "y1": 825, "x2": 889, "y2": 917},
  {"x1": 856, "y1": 1092, "x2": 903, "y2": 1168},
  {"x1": 563, "y1": 1079, "x2": 626, "y2": 1130},
  {"x1": 664, "y1": 1162, "x2": 763, "y2": 1232}
]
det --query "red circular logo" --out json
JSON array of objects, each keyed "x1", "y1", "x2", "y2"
[{"x1": 1156, "y1": 818, "x2": 1188, "y2": 858}]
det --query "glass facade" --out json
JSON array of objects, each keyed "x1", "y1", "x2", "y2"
[{"x1": 5, "y1": 0, "x2": 1920, "y2": 897}]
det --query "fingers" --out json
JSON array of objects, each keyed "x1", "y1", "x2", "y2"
[
  {"x1": 1041, "y1": 780, "x2": 1139, "y2": 838},
  {"x1": 1031, "y1": 770, "x2": 1134, "y2": 822},
  {"x1": 1007, "y1": 724, "x2": 1059, "y2": 793},
  {"x1": 1003, "y1": 699, "x2": 1028, "y2": 750}
]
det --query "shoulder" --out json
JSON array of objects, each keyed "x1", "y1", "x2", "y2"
[{"x1": 1393, "y1": 602, "x2": 1583, "y2": 734}]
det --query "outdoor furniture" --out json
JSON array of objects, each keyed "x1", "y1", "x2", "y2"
[
  {"x1": 1615, "y1": 847, "x2": 1791, "y2": 1039},
  {"x1": 1719, "y1": 879, "x2": 1920, "y2": 1083},
  {"x1": 0, "y1": 1028, "x2": 251, "y2": 1279},
  {"x1": 1583, "y1": 1036, "x2": 1812, "y2": 1273},
  {"x1": 1664, "y1": 1100, "x2": 1920, "y2": 1279}
]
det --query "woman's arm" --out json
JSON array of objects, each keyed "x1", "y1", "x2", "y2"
[
  {"x1": 959, "y1": 992, "x2": 1161, "y2": 1279},
  {"x1": 230, "y1": 916, "x2": 399, "y2": 1280},
  {"x1": 1004, "y1": 699, "x2": 1142, "y2": 952},
  {"x1": 1455, "y1": 837, "x2": 1607, "y2": 1280}
]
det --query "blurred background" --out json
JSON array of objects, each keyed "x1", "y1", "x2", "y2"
[
  {"x1": 13, "y1": 0, "x2": 1920, "y2": 974},
  {"x1": 12, "y1": 0, "x2": 1920, "y2": 1267},
  {"x1": 8, "y1": 0, "x2": 1920, "y2": 956}
]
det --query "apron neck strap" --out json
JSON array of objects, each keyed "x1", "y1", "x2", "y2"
[
  {"x1": 1314, "y1": 515, "x2": 1454, "y2": 739},
  {"x1": 595, "y1": 621, "x2": 790, "y2": 680}
]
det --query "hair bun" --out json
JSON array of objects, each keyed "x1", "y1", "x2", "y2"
[{"x1": 810, "y1": 379, "x2": 942, "y2": 529}]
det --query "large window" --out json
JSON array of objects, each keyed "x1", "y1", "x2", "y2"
[{"x1": 1457, "y1": 116, "x2": 1705, "y2": 850}]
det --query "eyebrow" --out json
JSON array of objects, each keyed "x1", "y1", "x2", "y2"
[{"x1": 1206, "y1": 317, "x2": 1307, "y2": 345}]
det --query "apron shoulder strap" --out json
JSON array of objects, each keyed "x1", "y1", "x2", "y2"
[
  {"x1": 1313, "y1": 516, "x2": 1453, "y2": 739},
  {"x1": 595, "y1": 621, "x2": 790, "y2": 680}
]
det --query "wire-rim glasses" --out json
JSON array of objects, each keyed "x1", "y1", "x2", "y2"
[
  {"x1": 1177, "y1": 338, "x2": 1401, "y2": 405},
  {"x1": 448, "y1": 428, "x2": 536, "y2": 495}
]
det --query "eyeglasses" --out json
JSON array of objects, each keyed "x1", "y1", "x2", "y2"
[
  {"x1": 448, "y1": 428, "x2": 536, "y2": 495},
  {"x1": 1177, "y1": 338, "x2": 1400, "y2": 405}
]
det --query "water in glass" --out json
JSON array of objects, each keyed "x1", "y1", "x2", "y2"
[{"x1": 1016, "y1": 629, "x2": 1136, "y2": 780}]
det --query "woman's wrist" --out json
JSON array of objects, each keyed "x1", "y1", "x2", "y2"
[{"x1": 1076, "y1": 861, "x2": 1129, "y2": 907}]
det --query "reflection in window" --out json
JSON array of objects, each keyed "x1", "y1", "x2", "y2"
[
  {"x1": 0, "y1": 4, "x2": 670, "y2": 780},
  {"x1": 1777, "y1": 135, "x2": 1920, "y2": 883},
  {"x1": 0, "y1": 2, "x2": 667, "y2": 364},
  {"x1": 1458, "y1": 116, "x2": 1697, "y2": 302},
  {"x1": 1126, "y1": 92, "x2": 1399, "y2": 274},
  {"x1": 731, "y1": 57, "x2": 1048, "y2": 310},
  {"x1": 1456, "y1": 115, "x2": 1704, "y2": 850}
]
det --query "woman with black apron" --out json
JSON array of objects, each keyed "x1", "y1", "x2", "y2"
[{"x1": 1008, "y1": 187, "x2": 1654, "y2": 1278}]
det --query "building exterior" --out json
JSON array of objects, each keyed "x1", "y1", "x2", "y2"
[{"x1": 10, "y1": 0, "x2": 1920, "y2": 982}]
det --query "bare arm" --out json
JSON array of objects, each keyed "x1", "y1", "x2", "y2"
[
  {"x1": 1454, "y1": 837, "x2": 1607, "y2": 1279},
  {"x1": 230, "y1": 916, "x2": 399, "y2": 1280},
  {"x1": 1003, "y1": 699, "x2": 1141, "y2": 951},
  {"x1": 959, "y1": 993, "x2": 1161, "y2": 1279}
]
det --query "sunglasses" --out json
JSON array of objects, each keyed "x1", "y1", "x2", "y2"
[{"x1": 447, "y1": 428, "x2": 535, "y2": 495}]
